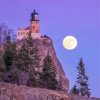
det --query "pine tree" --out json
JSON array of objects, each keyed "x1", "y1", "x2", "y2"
[
  {"x1": 3, "y1": 34, "x2": 16, "y2": 71},
  {"x1": 70, "y1": 85, "x2": 79, "y2": 95},
  {"x1": 41, "y1": 54, "x2": 59, "y2": 90},
  {"x1": 27, "y1": 46, "x2": 38, "y2": 87},
  {"x1": 0, "y1": 53, "x2": 6, "y2": 81},
  {"x1": 26, "y1": 33, "x2": 40, "y2": 87},
  {"x1": 0, "y1": 53, "x2": 5, "y2": 72},
  {"x1": 16, "y1": 43, "x2": 30, "y2": 72},
  {"x1": 3, "y1": 34, "x2": 18, "y2": 83},
  {"x1": 27, "y1": 32, "x2": 40, "y2": 68},
  {"x1": 76, "y1": 58, "x2": 91, "y2": 97}
]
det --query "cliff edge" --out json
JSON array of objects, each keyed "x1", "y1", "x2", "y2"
[{"x1": 16, "y1": 35, "x2": 69, "y2": 90}]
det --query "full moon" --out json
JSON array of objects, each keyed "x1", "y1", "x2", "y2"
[{"x1": 63, "y1": 36, "x2": 77, "y2": 50}]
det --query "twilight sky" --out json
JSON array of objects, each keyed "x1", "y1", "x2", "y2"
[{"x1": 0, "y1": 0, "x2": 99, "y2": 98}]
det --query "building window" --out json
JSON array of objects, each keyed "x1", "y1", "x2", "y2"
[
  {"x1": 33, "y1": 26, "x2": 35, "y2": 29},
  {"x1": 36, "y1": 21, "x2": 38, "y2": 24},
  {"x1": 36, "y1": 30, "x2": 39, "y2": 33}
]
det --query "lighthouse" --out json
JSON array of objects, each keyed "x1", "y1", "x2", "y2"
[
  {"x1": 17, "y1": 10, "x2": 41, "y2": 40},
  {"x1": 30, "y1": 10, "x2": 41, "y2": 39}
]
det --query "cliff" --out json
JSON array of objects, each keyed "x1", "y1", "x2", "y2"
[
  {"x1": 16, "y1": 35, "x2": 69, "y2": 90},
  {"x1": 1, "y1": 35, "x2": 99, "y2": 100}
]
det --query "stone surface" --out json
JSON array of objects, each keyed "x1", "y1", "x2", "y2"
[{"x1": 16, "y1": 35, "x2": 69, "y2": 90}]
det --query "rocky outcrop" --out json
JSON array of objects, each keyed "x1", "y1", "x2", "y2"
[
  {"x1": 16, "y1": 35, "x2": 69, "y2": 90},
  {"x1": 0, "y1": 82, "x2": 70, "y2": 100}
]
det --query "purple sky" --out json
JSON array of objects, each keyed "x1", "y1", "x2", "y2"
[{"x1": 0, "y1": 0, "x2": 100, "y2": 98}]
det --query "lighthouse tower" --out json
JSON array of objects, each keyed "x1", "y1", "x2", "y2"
[
  {"x1": 17, "y1": 10, "x2": 41, "y2": 40},
  {"x1": 30, "y1": 10, "x2": 41, "y2": 39}
]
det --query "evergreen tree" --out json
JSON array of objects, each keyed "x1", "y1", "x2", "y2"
[
  {"x1": 27, "y1": 33, "x2": 41, "y2": 87},
  {"x1": 0, "y1": 53, "x2": 6, "y2": 81},
  {"x1": 70, "y1": 85, "x2": 79, "y2": 95},
  {"x1": 16, "y1": 43, "x2": 30, "y2": 72},
  {"x1": 28, "y1": 46, "x2": 40, "y2": 86},
  {"x1": 27, "y1": 32, "x2": 40, "y2": 69},
  {"x1": 76, "y1": 58, "x2": 91, "y2": 97},
  {"x1": 3, "y1": 34, "x2": 18, "y2": 83},
  {"x1": 41, "y1": 54, "x2": 59, "y2": 90},
  {"x1": 0, "y1": 53, "x2": 5, "y2": 72},
  {"x1": 3, "y1": 67, "x2": 19, "y2": 84},
  {"x1": 3, "y1": 34, "x2": 16, "y2": 71}
]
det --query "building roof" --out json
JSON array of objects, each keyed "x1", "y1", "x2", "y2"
[{"x1": 30, "y1": 10, "x2": 39, "y2": 21}]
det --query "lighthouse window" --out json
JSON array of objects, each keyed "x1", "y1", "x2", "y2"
[
  {"x1": 36, "y1": 21, "x2": 38, "y2": 23},
  {"x1": 36, "y1": 30, "x2": 39, "y2": 33},
  {"x1": 33, "y1": 26, "x2": 35, "y2": 29}
]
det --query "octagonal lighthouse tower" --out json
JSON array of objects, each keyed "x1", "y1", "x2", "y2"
[
  {"x1": 17, "y1": 10, "x2": 41, "y2": 40},
  {"x1": 30, "y1": 10, "x2": 41, "y2": 38}
]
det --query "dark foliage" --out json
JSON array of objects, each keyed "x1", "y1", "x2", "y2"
[
  {"x1": 15, "y1": 44, "x2": 30, "y2": 72},
  {"x1": 70, "y1": 85, "x2": 79, "y2": 95},
  {"x1": 3, "y1": 35, "x2": 16, "y2": 71},
  {"x1": 0, "y1": 30, "x2": 62, "y2": 91},
  {"x1": 76, "y1": 58, "x2": 91, "y2": 97},
  {"x1": 41, "y1": 54, "x2": 60, "y2": 90}
]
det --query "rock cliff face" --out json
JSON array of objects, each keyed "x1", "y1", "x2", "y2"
[{"x1": 16, "y1": 35, "x2": 69, "y2": 90}]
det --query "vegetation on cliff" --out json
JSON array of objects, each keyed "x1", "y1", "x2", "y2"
[
  {"x1": 0, "y1": 29, "x2": 62, "y2": 91},
  {"x1": 71, "y1": 58, "x2": 91, "y2": 97},
  {"x1": 41, "y1": 54, "x2": 60, "y2": 90}
]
